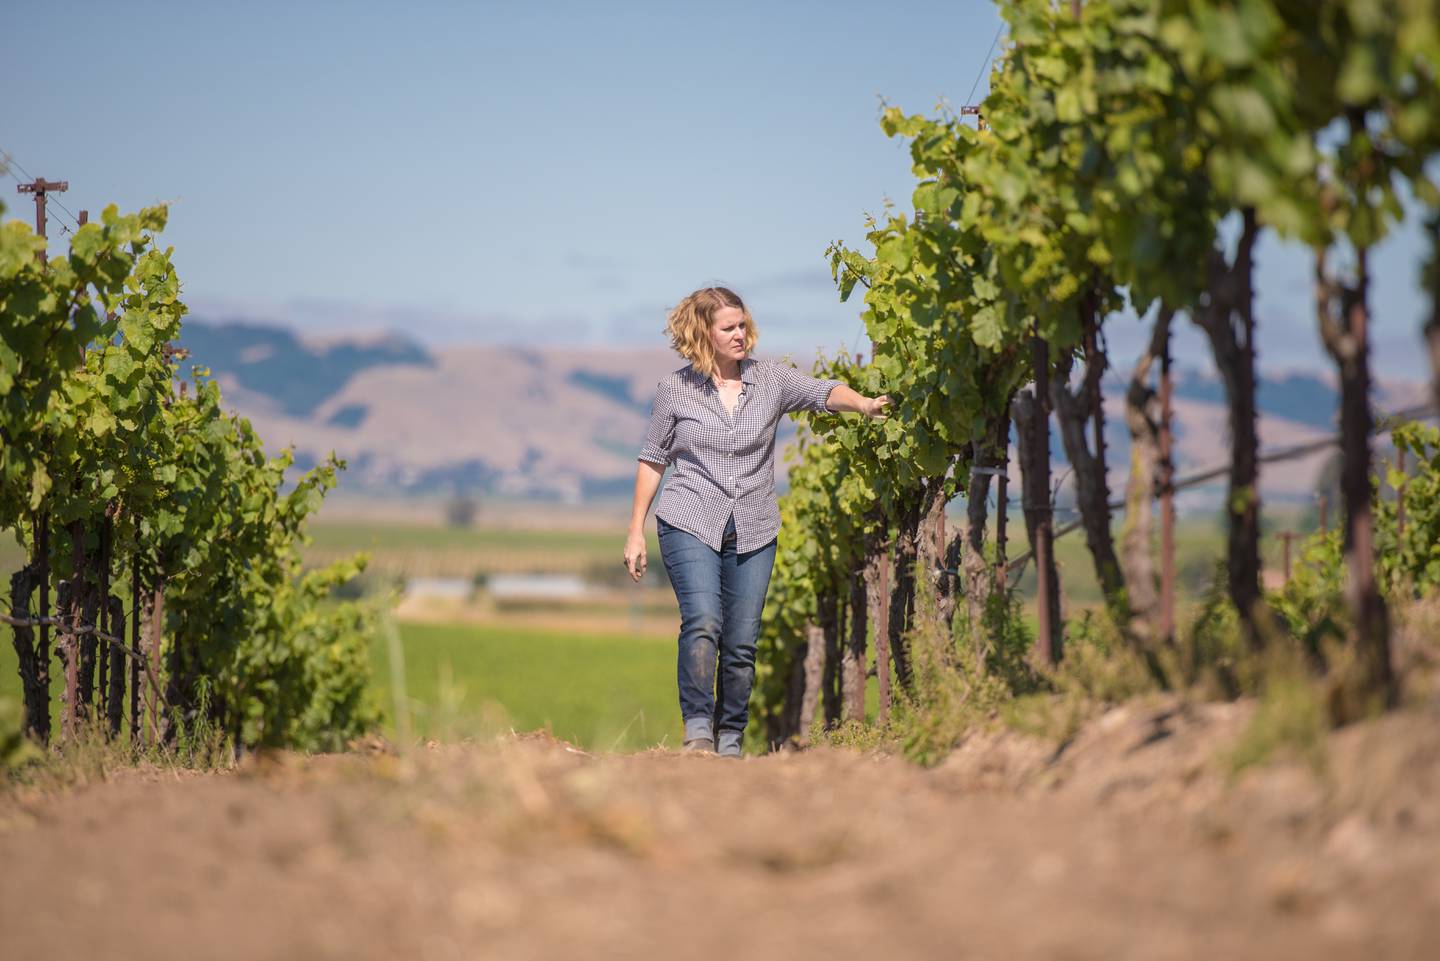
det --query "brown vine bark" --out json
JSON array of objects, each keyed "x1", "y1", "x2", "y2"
[
  {"x1": 1316, "y1": 245, "x2": 1393, "y2": 712},
  {"x1": 861, "y1": 537, "x2": 891, "y2": 719},
  {"x1": 8, "y1": 561, "x2": 48, "y2": 744},
  {"x1": 1013, "y1": 376, "x2": 1062, "y2": 665},
  {"x1": 765, "y1": 634, "x2": 808, "y2": 749},
  {"x1": 820, "y1": 591, "x2": 842, "y2": 727},
  {"x1": 886, "y1": 502, "x2": 919, "y2": 693},
  {"x1": 913, "y1": 480, "x2": 950, "y2": 621},
  {"x1": 63, "y1": 519, "x2": 102, "y2": 725},
  {"x1": 36, "y1": 512, "x2": 50, "y2": 739},
  {"x1": 105, "y1": 595, "x2": 126, "y2": 737},
  {"x1": 926, "y1": 490, "x2": 957, "y2": 627},
  {"x1": 865, "y1": 543, "x2": 893, "y2": 723},
  {"x1": 1051, "y1": 313, "x2": 1124, "y2": 611},
  {"x1": 961, "y1": 439, "x2": 996, "y2": 641},
  {"x1": 841, "y1": 572, "x2": 867, "y2": 722},
  {"x1": 130, "y1": 561, "x2": 142, "y2": 742},
  {"x1": 96, "y1": 512, "x2": 113, "y2": 730},
  {"x1": 798, "y1": 622, "x2": 826, "y2": 739},
  {"x1": 56, "y1": 578, "x2": 80, "y2": 740},
  {"x1": 1192, "y1": 208, "x2": 1267, "y2": 647},
  {"x1": 1120, "y1": 308, "x2": 1173, "y2": 655},
  {"x1": 144, "y1": 576, "x2": 167, "y2": 745}
]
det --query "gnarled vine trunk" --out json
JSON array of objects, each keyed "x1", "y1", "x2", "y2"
[
  {"x1": 961, "y1": 439, "x2": 996, "y2": 644},
  {"x1": 105, "y1": 595, "x2": 126, "y2": 737},
  {"x1": 914, "y1": 479, "x2": 951, "y2": 624},
  {"x1": 820, "y1": 590, "x2": 843, "y2": 727},
  {"x1": 1051, "y1": 305, "x2": 1124, "y2": 614},
  {"x1": 1120, "y1": 308, "x2": 1172, "y2": 655},
  {"x1": 862, "y1": 539, "x2": 892, "y2": 722},
  {"x1": 1316, "y1": 245, "x2": 1393, "y2": 712},
  {"x1": 1192, "y1": 208, "x2": 1267, "y2": 648},
  {"x1": 793, "y1": 622, "x2": 826, "y2": 743},
  {"x1": 144, "y1": 574, "x2": 168, "y2": 745},
  {"x1": 1013, "y1": 378, "x2": 1062, "y2": 665},
  {"x1": 886, "y1": 501, "x2": 920, "y2": 694},
  {"x1": 8, "y1": 560, "x2": 48, "y2": 744},
  {"x1": 841, "y1": 572, "x2": 867, "y2": 722}
]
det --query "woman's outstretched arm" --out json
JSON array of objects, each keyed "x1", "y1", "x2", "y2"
[
  {"x1": 824, "y1": 383, "x2": 891, "y2": 418},
  {"x1": 624, "y1": 460, "x2": 665, "y2": 582}
]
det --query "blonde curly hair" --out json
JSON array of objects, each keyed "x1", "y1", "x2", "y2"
[{"x1": 664, "y1": 286, "x2": 758, "y2": 379}]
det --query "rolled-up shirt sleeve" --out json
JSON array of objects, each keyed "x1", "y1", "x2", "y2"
[
  {"x1": 638, "y1": 378, "x2": 678, "y2": 466},
  {"x1": 776, "y1": 364, "x2": 844, "y2": 414}
]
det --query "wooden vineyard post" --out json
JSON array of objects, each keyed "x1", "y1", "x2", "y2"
[
  {"x1": 97, "y1": 515, "x2": 112, "y2": 727},
  {"x1": 995, "y1": 439, "x2": 1009, "y2": 594},
  {"x1": 56, "y1": 577, "x2": 81, "y2": 741},
  {"x1": 37, "y1": 513, "x2": 51, "y2": 744},
  {"x1": 1028, "y1": 323, "x2": 1061, "y2": 665},
  {"x1": 877, "y1": 550, "x2": 891, "y2": 725},
  {"x1": 1274, "y1": 531, "x2": 1300, "y2": 584},
  {"x1": 130, "y1": 564, "x2": 142, "y2": 745},
  {"x1": 105, "y1": 596, "x2": 125, "y2": 737},
  {"x1": 144, "y1": 578, "x2": 166, "y2": 744},
  {"x1": 1158, "y1": 324, "x2": 1176, "y2": 642}
]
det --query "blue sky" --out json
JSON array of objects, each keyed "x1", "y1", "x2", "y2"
[{"x1": 2, "y1": 0, "x2": 1434, "y2": 380}]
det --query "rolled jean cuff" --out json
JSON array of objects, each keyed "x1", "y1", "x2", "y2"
[{"x1": 684, "y1": 716, "x2": 714, "y2": 742}]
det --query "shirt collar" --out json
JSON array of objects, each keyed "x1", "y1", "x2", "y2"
[{"x1": 691, "y1": 357, "x2": 756, "y2": 389}]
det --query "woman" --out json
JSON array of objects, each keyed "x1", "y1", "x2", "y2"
[{"x1": 623, "y1": 286, "x2": 889, "y2": 756}]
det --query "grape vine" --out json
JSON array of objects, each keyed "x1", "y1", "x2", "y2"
[
  {"x1": 2, "y1": 202, "x2": 377, "y2": 752},
  {"x1": 753, "y1": 0, "x2": 1440, "y2": 744}
]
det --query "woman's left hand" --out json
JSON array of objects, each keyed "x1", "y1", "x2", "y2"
[{"x1": 865, "y1": 395, "x2": 891, "y2": 419}]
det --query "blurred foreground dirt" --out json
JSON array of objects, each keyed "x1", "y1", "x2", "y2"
[{"x1": 3, "y1": 696, "x2": 1438, "y2": 961}]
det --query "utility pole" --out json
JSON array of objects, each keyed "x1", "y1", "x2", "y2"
[
  {"x1": 16, "y1": 177, "x2": 68, "y2": 262},
  {"x1": 11, "y1": 175, "x2": 69, "y2": 745}
]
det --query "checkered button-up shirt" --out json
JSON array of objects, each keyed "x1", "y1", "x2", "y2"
[{"x1": 638, "y1": 357, "x2": 843, "y2": 553}]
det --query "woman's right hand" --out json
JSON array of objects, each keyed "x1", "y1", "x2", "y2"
[{"x1": 623, "y1": 529, "x2": 648, "y2": 582}]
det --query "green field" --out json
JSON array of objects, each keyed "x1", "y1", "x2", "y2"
[{"x1": 371, "y1": 622, "x2": 680, "y2": 751}]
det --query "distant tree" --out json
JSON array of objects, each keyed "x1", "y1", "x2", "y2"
[{"x1": 444, "y1": 492, "x2": 480, "y2": 528}]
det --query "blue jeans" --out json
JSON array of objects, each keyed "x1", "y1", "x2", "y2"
[{"x1": 657, "y1": 514, "x2": 776, "y2": 742}]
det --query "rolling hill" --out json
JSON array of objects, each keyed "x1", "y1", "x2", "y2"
[{"x1": 177, "y1": 319, "x2": 1430, "y2": 507}]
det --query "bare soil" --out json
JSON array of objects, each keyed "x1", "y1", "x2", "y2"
[{"x1": 3, "y1": 696, "x2": 1438, "y2": 961}]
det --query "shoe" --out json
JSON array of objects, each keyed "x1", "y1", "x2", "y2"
[
  {"x1": 716, "y1": 730, "x2": 742, "y2": 758},
  {"x1": 682, "y1": 717, "x2": 714, "y2": 753}
]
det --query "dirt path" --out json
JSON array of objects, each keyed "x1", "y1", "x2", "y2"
[{"x1": 3, "y1": 697, "x2": 1438, "y2": 961}]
